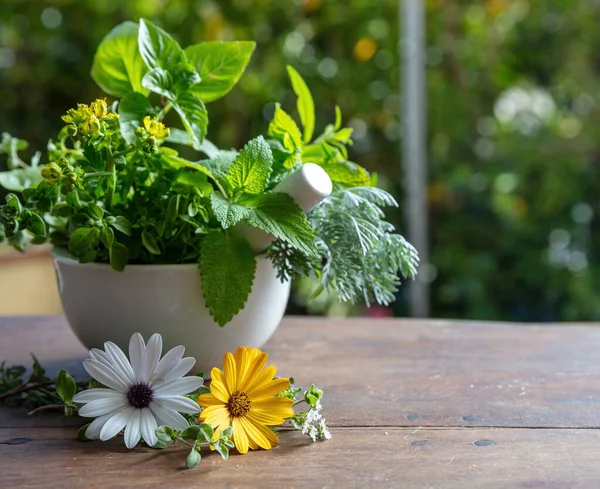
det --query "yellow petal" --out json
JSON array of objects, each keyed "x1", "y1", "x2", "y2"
[
  {"x1": 244, "y1": 365, "x2": 277, "y2": 395},
  {"x1": 248, "y1": 377, "x2": 290, "y2": 400},
  {"x1": 210, "y1": 368, "x2": 231, "y2": 402},
  {"x1": 240, "y1": 416, "x2": 278, "y2": 450},
  {"x1": 252, "y1": 397, "x2": 294, "y2": 419},
  {"x1": 246, "y1": 408, "x2": 291, "y2": 427},
  {"x1": 232, "y1": 417, "x2": 249, "y2": 454},
  {"x1": 200, "y1": 405, "x2": 230, "y2": 427},
  {"x1": 223, "y1": 352, "x2": 237, "y2": 394},
  {"x1": 197, "y1": 392, "x2": 223, "y2": 408},
  {"x1": 212, "y1": 416, "x2": 231, "y2": 441},
  {"x1": 238, "y1": 350, "x2": 268, "y2": 392}
]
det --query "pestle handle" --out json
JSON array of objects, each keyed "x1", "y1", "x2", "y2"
[{"x1": 236, "y1": 163, "x2": 333, "y2": 253}]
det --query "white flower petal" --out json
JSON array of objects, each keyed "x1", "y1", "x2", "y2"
[
  {"x1": 151, "y1": 346, "x2": 185, "y2": 385},
  {"x1": 142, "y1": 334, "x2": 162, "y2": 383},
  {"x1": 153, "y1": 396, "x2": 200, "y2": 414},
  {"x1": 99, "y1": 406, "x2": 135, "y2": 441},
  {"x1": 163, "y1": 358, "x2": 198, "y2": 385},
  {"x1": 89, "y1": 349, "x2": 112, "y2": 368},
  {"x1": 149, "y1": 403, "x2": 190, "y2": 431},
  {"x1": 129, "y1": 333, "x2": 146, "y2": 382},
  {"x1": 124, "y1": 409, "x2": 142, "y2": 448},
  {"x1": 154, "y1": 377, "x2": 204, "y2": 397},
  {"x1": 85, "y1": 410, "x2": 120, "y2": 440},
  {"x1": 73, "y1": 388, "x2": 125, "y2": 404},
  {"x1": 78, "y1": 396, "x2": 128, "y2": 418},
  {"x1": 104, "y1": 342, "x2": 135, "y2": 384},
  {"x1": 140, "y1": 408, "x2": 158, "y2": 447},
  {"x1": 83, "y1": 359, "x2": 129, "y2": 393}
]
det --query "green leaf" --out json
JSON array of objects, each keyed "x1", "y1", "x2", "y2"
[
  {"x1": 268, "y1": 104, "x2": 303, "y2": 168},
  {"x1": 212, "y1": 440, "x2": 229, "y2": 460},
  {"x1": 23, "y1": 211, "x2": 46, "y2": 236},
  {"x1": 8, "y1": 231, "x2": 27, "y2": 251},
  {"x1": 210, "y1": 192, "x2": 250, "y2": 229},
  {"x1": 244, "y1": 192, "x2": 317, "y2": 257},
  {"x1": 119, "y1": 92, "x2": 152, "y2": 144},
  {"x1": 142, "y1": 231, "x2": 161, "y2": 255},
  {"x1": 186, "y1": 448, "x2": 201, "y2": 469},
  {"x1": 197, "y1": 423, "x2": 214, "y2": 443},
  {"x1": 141, "y1": 67, "x2": 175, "y2": 99},
  {"x1": 100, "y1": 226, "x2": 115, "y2": 248},
  {"x1": 138, "y1": 19, "x2": 186, "y2": 71},
  {"x1": 185, "y1": 41, "x2": 256, "y2": 103},
  {"x1": 199, "y1": 232, "x2": 256, "y2": 326},
  {"x1": 109, "y1": 242, "x2": 129, "y2": 271},
  {"x1": 227, "y1": 136, "x2": 273, "y2": 195},
  {"x1": 156, "y1": 426, "x2": 174, "y2": 443},
  {"x1": 199, "y1": 150, "x2": 237, "y2": 191},
  {"x1": 91, "y1": 21, "x2": 148, "y2": 96},
  {"x1": 180, "y1": 425, "x2": 200, "y2": 440},
  {"x1": 171, "y1": 91, "x2": 208, "y2": 150},
  {"x1": 287, "y1": 66, "x2": 315, "y2": 143},
  {"x1": 319, "y1": 161, "x2": 371, "y2": 187},
  {"x1": 55, "y1": 370, "x2": 77, "y2": 403},
  {"x1": 167, "y1": 195, "x2": 180, "y2": 221},
  {"x1": 0, "y1": 167, "x2": 43, "y2": 192},
  {"x1": 334, "y1": 105, "x2": 342, "y2": 131},
  {"x1": 68, "y1": 227, "x2": 99, "y2": 256},
  {"x1": 107, "y1": 216, "x2": 132, "y2": 236},
  {"x1": 88, "y1": 202, "x2": 103, "y2": 220},
  {"x1": 6, "y1": 193, "x2": 22, "y2": 213}
]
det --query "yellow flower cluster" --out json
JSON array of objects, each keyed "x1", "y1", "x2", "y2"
[
  {"x1": 61, "y1": 98, "x2": 117, "y2": 137},
  {"x1": 143, "y1": 116, "x2": 170, "y2": 139}
]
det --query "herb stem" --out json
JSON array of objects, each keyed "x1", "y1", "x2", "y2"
[
  {"x1": 104, "y1": 148, "x2": 116, "y2": 210},
  {"x1": 112, "y1": 147, "x2": 136, "y2": 158},
  {"x1": 0, "y1": 381, "x2": 55, "y2": 401},
  {"x1": 157, "y1": 103, "x2": 172, "y2": 121},
  {"x1": 28, "y1": 404, "x2": 64, "y2": 415},
  {"x1": 84, "y1": 172, "x2": 112, "y2": 178}
]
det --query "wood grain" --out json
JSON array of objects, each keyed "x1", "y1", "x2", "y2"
[{"x1": 3, "y1": 316, "x2": 600, "y2": 487}]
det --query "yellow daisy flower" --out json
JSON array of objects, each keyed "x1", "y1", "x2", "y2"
[{"x1": 198, "y1": 346, "x2": 294, "y2": 454}]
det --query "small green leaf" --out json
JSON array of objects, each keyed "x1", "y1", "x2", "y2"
[
  {"x1": 167, "y1": 195, "x2": 180, "y2": 221},
  {"x1": 212, "y1": 440, "x2": 229, "y2": 460},
  {"x1": 244, "y1": 192, "x2": 317, "y2": 257},
  {"x1": 287, "y1": 65, "x2": 315, "y2": 143},
  {"x1": 171, "y1": 91, "x2": 208, "y2": 150},
  {"x1": 107, "y1": 216, "x2": 132, "y2": 236},
  {"x1": 23, "y1": 211, "x2": 46, "y2": 236},
  {"x1": 210, "y1": 192, "x2": 250, "y2": 229},
  {"x1": 155, "y1": 426, "x2": 174, "y2": 443},
  {"x1": 0, "y1": 167, "x2": 43, "y2": 192},
  {"x1": 334, "y1": 105, "x2": 342, "y2": 131},
  {"x1": 142, "y1": 231, "x2": 161, "y2": 255},
  {"x1": 185, "y1": 41, "x2": 256, "y2": 103},
  {"x1": 55, "y1": 369, "x2": 77, "y2": 403},
  {"x1": 68, "y1": 227, "x2": 99, "y2": 256},
  {"x1": 109, "y1": 242, "x2": 129, "y2": 271},
  {"x1": 268, "y1": 104, "x2": 303, "y2": 168},
  {"x1": 152, "y1": 440, "x2": 167, "y2": 449},
  {"x1": 88, "y1": 202, "x2": 103, "y2": 220},
  {"x1": 180, "y1": 425, "x2": 201, "y2": 440},
  {"x1": 138, "y1": 19, "x2": 186, "y2": 71},
  {"x1": 91, "y1": 21, "x2": 148, "y2": 96},
  {"x1": 186, "y1": 448, "x2": 201, "y2": 469},
  {"x1": 6, "y1": 193, "x2": 22, "y2": 213},
  {"x1": 319, "y1": 161, "x2": 371, "y2": 187},
  {"x1": 197, "y1": 423, "x2": 214, "y2": 443},
  {"x1": 141, "y1": 67, "x2": 175, "y2": 99},
  {"x1": 119, "y1": 92, "x2": 152, "y2": 144},
  {"x1": 8, "y1": 231, "x2": 27, "y2": 251},
  {"x1": 100, "y1": 226, "x2": 115, "y2": 248},
  {"x1": 227, "y1": 136, "x2": 273, "y2": 195},
  {"x1": 199, "y1": 232, "x2": 256, "y2": 326}
]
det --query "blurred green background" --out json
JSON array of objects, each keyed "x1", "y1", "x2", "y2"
[{"x1": 1, "y1": 0, "x2": 599, "y2": 321}]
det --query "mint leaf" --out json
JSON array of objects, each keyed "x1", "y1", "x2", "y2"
[
  {"x1": 171, "y1": 91, "x2": 208, "y2": 150},
  {"x1": 142, "y1": 231, "x2": 161, "y2": 255},
  {"x1": 141, "y1": 67, "x2": 175, "y2": 99},
  {"x1": 319, "y1": 161, "x2": 371, "y2": 187},
  {"x1": 210, "y1": 192, "x2": 250, "y2": 229},
  {"x1": 268, "y1": 104, "x2": 302, "y2": 168},
  {"x1": 286, "y1": 66, "x2": 315, "y2": 143},
  {"x1": 118, "y1": 92, "x2": 152, "y2": 144},
  {"x1": 200, "y1": 232, "x2": 256, "y2": 326},
  {"x1": 0, "y1": 167, "x2": 43, "y2": 192},
  {"x1": 243, "y1": 192, "x2": 317, "y2": 257},
  {"x1": 138, "y1": 19, "x2": 186, "y2": 71},
  {"x1": 92, "y1": 21, "x2": 148, "y2": 96},
  {"x1": 185, "y1": 41, "x2": 256, "y2": 103},
  {"x1": 227, "y1": 136, "x2": 273, "y2": 195}
]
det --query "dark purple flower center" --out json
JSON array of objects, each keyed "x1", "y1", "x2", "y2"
[{"x1": 127, "y1": 382, "x2": 154, "y2": 408}]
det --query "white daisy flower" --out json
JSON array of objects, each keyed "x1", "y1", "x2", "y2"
[{"x1": 73, "y1": 332, "x2": 203, "y2": 449}]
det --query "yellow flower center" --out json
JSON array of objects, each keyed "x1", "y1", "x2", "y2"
[{"x1": 228, "y1": 391, "x2": 252, "y2": 417}]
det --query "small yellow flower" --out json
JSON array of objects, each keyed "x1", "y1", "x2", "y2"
[
  {"x1": 199, "y1": 347, "x2": 294, "y2": 454},
  {"x1": 90, "y1": 98, "x2": 108, "y2": 118},
  {"x1": 143, "y1": 116, "x2": 170, "y2": 139},
  {"x1": 40, "y1": 162, "x2": 62, "y2": 185}
]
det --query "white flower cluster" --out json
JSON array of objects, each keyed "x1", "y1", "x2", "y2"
[{"x1": 301, "y1": 401, "x2": 332, "y2": 442}]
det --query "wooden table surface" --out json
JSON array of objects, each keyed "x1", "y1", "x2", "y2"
[{"x1": 2, "y1": 316, "x2": 600, "y2": 488}]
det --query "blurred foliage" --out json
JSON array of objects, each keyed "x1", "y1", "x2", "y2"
[{"x1": 1, "y1": 0, "x2": 600, "y2": 321}]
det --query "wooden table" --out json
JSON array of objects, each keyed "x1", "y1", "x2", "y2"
[{"x1": 2, "y1": 316, "x2": 600, "y2": 488}]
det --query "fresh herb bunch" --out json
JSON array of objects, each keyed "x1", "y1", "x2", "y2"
[{"x1": 0, "y1": 19, "x2": 418, "y2": 326}]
